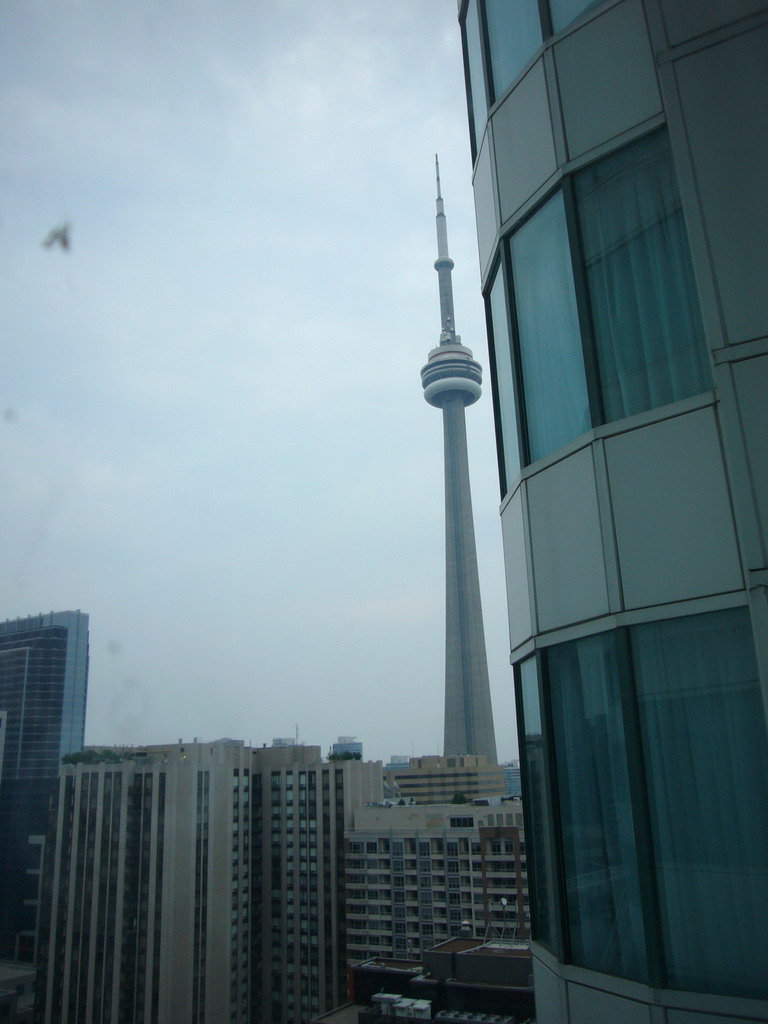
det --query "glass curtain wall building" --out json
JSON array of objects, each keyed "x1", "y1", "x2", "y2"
[
  {"x1": 458, "y1": 0, "x2": 768, "y2": 1020},
  {"x1": 0, "y1": 610, "x2": 88, "y2": 961}
]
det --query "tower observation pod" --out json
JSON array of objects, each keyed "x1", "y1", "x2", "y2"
[{"x1": 421, "y1": 157, "x2": 497, "y2": 764}]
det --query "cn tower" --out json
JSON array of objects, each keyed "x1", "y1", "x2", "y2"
[{"x1": 421, "y1": 158, "x2": 497, "y2": 764}]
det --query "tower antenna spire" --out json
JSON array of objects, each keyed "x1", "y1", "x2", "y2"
[{"x1": 434, "y1": 155, "x2": 456, "y2": 341}]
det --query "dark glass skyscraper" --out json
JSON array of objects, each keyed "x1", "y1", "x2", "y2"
[{"x1": 0, "y1": 610, "x2": 88, "y2": 961}]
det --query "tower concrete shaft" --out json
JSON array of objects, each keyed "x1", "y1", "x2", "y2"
[{"x1": 420, "y1": 159, "x2": 497, "y2": 764}]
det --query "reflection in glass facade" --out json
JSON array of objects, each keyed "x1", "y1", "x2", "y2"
[
  {"x1": 548, "y1": 633, "x2": 646, "y2": 980},
  {"x1": 519, "y1": 657, "x2": 560, "y2": 956},
  {"x1": 509, "y1": 192, "x2": 589, "y2": 462},
  {"x1": 518, "y1": 608, "x2": 768, "y2": 996},
  {"x1": 487, "y1": 266, "x2": 520, "y2": 489},
  {"x1": 485, "y1": 0, "x2": 541, "y2": 100}
]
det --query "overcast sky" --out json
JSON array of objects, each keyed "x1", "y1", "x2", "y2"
[{"x1": 0, "y1": 0, "x2": 518, "y2": 764}]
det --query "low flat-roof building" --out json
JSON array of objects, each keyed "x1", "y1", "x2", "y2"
[
  {"x1": 383, "y1": 756, "x2": 505, "y2": 806},
  {"x1": 339, "y1": 939, "x2": 535, "y2": 1023}
]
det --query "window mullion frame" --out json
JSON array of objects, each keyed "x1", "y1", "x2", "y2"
[
  {"x1": 484, "y1": 250, "x2": 528, "y2": 495},
  {"x1": 501, "y1": 234, "x2": 534, "y2": 470},
  {"x1": 561, "y1": 173, "x2": 604, "y2": 429},
  {"x1": 459, "y1": 1, "x2": 481, "y2": 162},
  {"x1": 615, "y1": 625, "x2": 667, "y2": 989},
  {"x1": 538, "y1": 646, "x2": 571, "y2": 965},
  {"x1": 477, "y1": 1, "x2": 495, "y2": 109},
  {"x1": 483, "y1": 261, "x2": 510, "y2": 500},
  {"x1": 515, "y1": 651, "x2": 569, "y2": 962},
  {"x1": 501, "y1": 235, "x2": 530, "y2": 481},
  {"x1": 537, "y1": 0, "x2": 554, "y2": 39}
]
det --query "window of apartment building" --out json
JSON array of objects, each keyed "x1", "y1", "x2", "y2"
[
  {"x1": 517, "y1": 606, "x2": 768, "y2": 997},
  {"x1": 487, "y1": 129, "x2": 709, "y2": 485},
  {"x1": 450, "y1": 817, "x2": 473, "y2": 829}
]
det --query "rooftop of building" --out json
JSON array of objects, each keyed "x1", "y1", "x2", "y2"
[
  {"x1": 0, "y1": 961, "x2": 35, "y2": 985},
  {"x1": 310, "y1": 1002, "x2": 366, "y2": 1024},
  {"x1": 430, "y1": 938, "x2": 531, "y2": 959}
]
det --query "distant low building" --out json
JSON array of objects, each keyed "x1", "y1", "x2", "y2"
[
  {"x1": 383, "y1": 755, "x2": 505, "y2": 805},
  {"x1": 331, "y1": 736, "x2": 363, "y2": 759},
  {"x1": 311, "y1": 938, "x2": 535, "y2": 1024}
]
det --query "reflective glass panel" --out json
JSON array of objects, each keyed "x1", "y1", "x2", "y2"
[
  {"x1": 549, "y1": 0, "x2": 601, "y2": 33},
  {"x1": 548, "y1": 632, "x2": 647, "y2": 980},
  {"x1": 520, "y1": 657, "x2": 560, "y2": 953},
  {"x1": 575, "y1": 130, "x2": 711, "y2": 422},
  {"x1": 485, "y1": 0, "x2": 542, "y2": 100},
  {"x1": 633, "y1": 608, "x2": 768, "y2": 997},
  {"x1": 488, "y1": 265, "x2": 521, "y2": 490},
  {"x1": 510, "y1": 191, "x2": 590, "y2": 461}
]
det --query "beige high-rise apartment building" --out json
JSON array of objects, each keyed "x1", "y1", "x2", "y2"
[
  {"x1": 252, "y1": 743, "x2": 382, "y2": 1024},
  {"x1": 34, "y1": 740, "x2": 383, "y2": 1024}
]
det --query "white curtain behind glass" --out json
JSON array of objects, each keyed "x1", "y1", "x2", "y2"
[
  {"x1": 575, "y1": 131, "x2": 711, "y2": 423},
  {"x1": 632, "y1": 609, "x2": 768, "y2": 998}
]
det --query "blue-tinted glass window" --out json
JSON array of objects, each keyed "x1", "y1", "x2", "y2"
[
  {"x1": 632, "y1": 608, "x2": 768, "y2": 998},
  {"x1": 519, "y1": 657, "x2": 561, "y2": 954},
  {"x1": 509, "y1": 192, "x2": 590, "y2": 461},
  {"x1": 499, "y1": 130, "x2": 708, "y2": 476},
  {"x1": 485, "y1": 0, "x2": 542, "y2": 100},
  {"x1": 488, "y1": 265, "x2": 521, "y2": 489},
  {"x1": 464, "y1": 0, "x2": 488, "y2": 151},
  {"x1": 575, "y1": 131, "x2": 711, "y2": 422},
  {"x1": 548, "y1": 633, "x2": 647, "y2": 981}
]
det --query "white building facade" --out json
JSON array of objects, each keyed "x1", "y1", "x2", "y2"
[{"x1": 458, "y1": 0, "x2": 768, "y2": 1020}]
